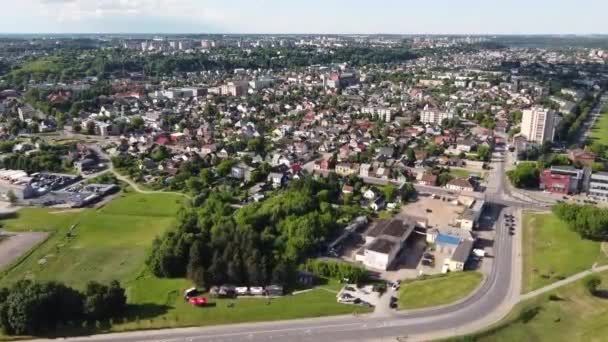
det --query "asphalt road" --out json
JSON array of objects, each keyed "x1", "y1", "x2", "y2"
[
  {"x1": 47, "y1": 201, "x2": 513, "y2": 342},
  {"x1": 46, "y1": 142, "x2": 527, "y2": 342}
]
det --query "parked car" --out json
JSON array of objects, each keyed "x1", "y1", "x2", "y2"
[
  {"x1": 250, "y1": 287, "x2": 265, "y2": 296},
  {"x1": 235, "y1": 287, "x2": 249, "y2": 296},
  {"x1": 188, "y1": 297, "x2": 208, "y2": 307},
  {"x1": 390, "y1": 296, "x2": 398, "y2": 309}
]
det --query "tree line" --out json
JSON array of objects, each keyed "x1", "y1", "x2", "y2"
[
  {"x1": 552, "y1": 203, "x2": 608, "y2": 241},
  {"x1": 0, "y1": 280, "x2": 126, "y2": 336}
]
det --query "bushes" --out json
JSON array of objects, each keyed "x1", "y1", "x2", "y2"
[
  {"x1": 584, "y1": 276, "x2": 602, "y2": 296},
  {"x1": 0, "y1": 280, "x2": 126, "y2": 336},
  {"x1": 147, "y1": 177, "x2": 347, "y2": 288},
  {"x1": 304, "y1": 259, "x2": 368, "y2": 284},
  {"x1": 507, "y1": 162, "x2": 540, "y2": 189},
  {"x1": 552, "y1": 203, "x2": 608, "y2": 240}
]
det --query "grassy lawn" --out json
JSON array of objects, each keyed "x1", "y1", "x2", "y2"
[
  {"x1": 398, "y1": 272, "x2": 483, "y2": 310},
  {"x1": 110, "y1": 275, "x2": 370, "y2": 332},
  {"x1": 0, "y1": 192, "x2": 368, "y2": 336},
  {"x1": 449, "y1": 168, "x2": 481, "y2": 179},
  {"x1": 590, "y1": 107, "x2": 608, "y2": 145},
  {"x1": 522, "y1": 212, "x2": 608, "y2": 293},
  {"x1": 0, "y1": 192, "x2": 186, "y2": 289},
  {"x1": 445, "y1": 272, "x2": 608, "y2": 342}
]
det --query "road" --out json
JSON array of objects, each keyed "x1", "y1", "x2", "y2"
[
  {"x1": 86, "y1": 145, "x2": 192, "y2": 199},
  {"x1": 576, "y1": 92, "x2": 607, "y2": 146},
  {"x1": 34, "y1": 202, "x2": 517, "y2": 342},
  {"x1": 35, "y1": 144, "x2": 532, "y2": 342}
]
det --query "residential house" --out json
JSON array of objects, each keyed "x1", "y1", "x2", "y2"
[
  {"x1": 230, "y1": 163, "x2": 254, "y2": 182},
  {"x1": 445, "y1": 178, "x2": 476, "y2": 192},
  {"x1": 568, "y1": 149, "x2": 596, "y2": 167},
  {"x1": 419, "y1": 172, "x2": 438, "y2": 186}
]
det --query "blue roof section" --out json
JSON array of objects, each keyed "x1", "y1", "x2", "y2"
[{"x1": 436, "y1": 234, "x2": 461, "y2": 246}]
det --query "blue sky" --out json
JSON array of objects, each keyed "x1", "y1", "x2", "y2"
[{"x1": 1, "y1": 0, "x2": 607, "y2": 34}]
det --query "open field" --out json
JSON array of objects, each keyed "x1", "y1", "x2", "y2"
[
  {"x1": 398, "y1": 272, "x2": 483, "y2": 310},
  {"x1": 0, "y1": 192, "x2": 368, "y2": 336},
  {"x1": 0, "y1": 192, "x2": 186, "y2": 289},
  {"x1": 445, "y1": 272, "x2": 608, "y2": 342},
  {"x1": 522, "y1": 212, "x2": 608, "y2": 293}
]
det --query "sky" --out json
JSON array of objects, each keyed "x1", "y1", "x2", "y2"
[{"x1": 0, "y1": 0, "x2": 607, "y2": 35}]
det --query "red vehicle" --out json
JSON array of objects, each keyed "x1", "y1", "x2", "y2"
[{"x1": 188, "y1": 297, "x2": 208, "y2": 306}]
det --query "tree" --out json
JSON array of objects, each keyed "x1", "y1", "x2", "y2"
[
  {"x1": 507, "y1": 163, "x2": 540, "y2": 189},
  {"x1": 476, "y1": 145, "x2": 491, "y2": 162},
  {"x1": 584, "y1": 276, "x2": 602, "y2": 295},
  {"x1": 73, "y1": 120, "x2": 82, "y2": 133},
  {"x1": 151, "y1": 145, "x2": 170, "y2": 162},
  {"x1": 216, "y1": 159, "x2": 236, "y2": 177},
  {"x1": 382, "y1": 184, "x2": 398, "y2": 202},
  {"x1": 6, "y1": 190, "x2": 17, "y2": 206},
  {"x1": 0, "y1": 280, "x2": 84, "y2": 335},
  {"x1": 405, "y1": 148, "x2": 416, "y2": 162},
  {"x1": 186, "y1": 241, "x2": 207, "y2": 288},
  {"x1": 85, "y1": 120, "x2": 96, "y2": 135},
  {"x1": 83, "y1": 281, "x2": 126, "y2": 321}
]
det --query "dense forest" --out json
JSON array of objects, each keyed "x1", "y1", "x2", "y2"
[
  {"x1": 146, "y1": 175, "x2": 363, "y2": 289},
  {"x1": 3, "y1": 46, "x2": 417, "y2": 88}
]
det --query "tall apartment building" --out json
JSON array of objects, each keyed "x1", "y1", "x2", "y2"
[
  {"x1": 420, "y1": 106, "x2": 454, "y2": 125},
  {"x1": 521, "y1": 107, "x2": 556, "y2": 143}
]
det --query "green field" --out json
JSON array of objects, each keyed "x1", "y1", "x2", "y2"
[
  {"x1": 449, "y1": 169, "x2": 481, "y2": 179},
  {"x1": 0, "y1": 191, "x2": 368, "y2": 335},
  {"x1": 589, "y1": 107, "x2": 608, "y2": 145},
  {"x1": 446, "y1": 272, "x2": 608, "y2": 342},
  {"x1": 112, "y1": 275, "x2": 370, "y2": 332},
  {"x1": 0, "y1": 192, "x2": 186, "y2": 288},
  {"x1": 398, "y1": 272, "x2": 483, "y2": 310},
  {"x1": 522, "y1": 212, "x2": 608, "y2": 293}
]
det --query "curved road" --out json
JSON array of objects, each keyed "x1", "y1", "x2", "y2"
[
  {"x1": 54, "y1": 145, "x2": 528, "y2": 342},
  {"x1": 44, "y1": 202, "x2": 516, "y2": 342}
]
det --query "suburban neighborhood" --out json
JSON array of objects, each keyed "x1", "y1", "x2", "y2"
[{"x1": 0, "y1": 12, "x2": 607, "y2": 342}]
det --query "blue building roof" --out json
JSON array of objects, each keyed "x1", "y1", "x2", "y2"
[{"x1": 436, "y1": 234, "x2": 461, "y2": 246}]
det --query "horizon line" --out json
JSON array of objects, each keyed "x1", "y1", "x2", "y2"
[{"x1": 1, "y1": 32, "x2": 608, "y2": 37}]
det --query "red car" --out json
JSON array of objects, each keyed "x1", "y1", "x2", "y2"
[{"x1": 188, "y1": 297, "x2": 208, "y2": 306}]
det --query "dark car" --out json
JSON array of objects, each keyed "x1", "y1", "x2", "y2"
[{"x1": 390, "y1": 296, "x2": 398, "y2": 309}]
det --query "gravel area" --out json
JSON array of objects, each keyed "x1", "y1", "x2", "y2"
[{"x1": 0, "y1": 232, "x2": 48, "y2": 270}]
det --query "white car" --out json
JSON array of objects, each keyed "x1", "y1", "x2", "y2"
[
  {"x1": 250, "y1": 286, "x2": 265, "y2": 296},
  {"x1": 235, "y1": 287, "x2": 249, "y2": 296}
]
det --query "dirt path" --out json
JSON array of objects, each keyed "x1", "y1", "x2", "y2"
[{"x1": 0, "y1": 232, "x2": 48, "y2": 270}]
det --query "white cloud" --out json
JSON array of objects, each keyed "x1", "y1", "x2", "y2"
[{"x1": 34, "y1": 0, "x2": 228, "y2": 24}]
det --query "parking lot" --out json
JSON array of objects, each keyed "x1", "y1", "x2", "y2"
[
  {"x1": 398, "y1": 195, "x2": 464, "y2": 228},
  {"x1": 336, "y1": 284, "x2": 381, "y2": 308}
]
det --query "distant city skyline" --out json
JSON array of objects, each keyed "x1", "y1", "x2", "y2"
[{"x1": 1, "y1": 0, "x2": 607, "y2": 35}]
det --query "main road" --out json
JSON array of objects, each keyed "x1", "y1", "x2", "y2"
[{"x1": 43, "y1": 147, "x2": 528, "y2": 342}]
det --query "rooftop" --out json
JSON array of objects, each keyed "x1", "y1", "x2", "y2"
[{"x1": 366, "y1": 238, "x2": 397, "y2": 254}]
